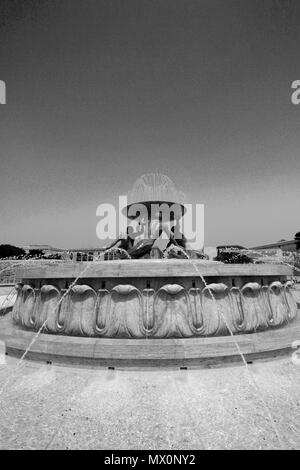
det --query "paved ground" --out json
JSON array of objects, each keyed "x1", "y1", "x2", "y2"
[{"x1": 0, "y1": 352, "x2": 299, "y2": 450}]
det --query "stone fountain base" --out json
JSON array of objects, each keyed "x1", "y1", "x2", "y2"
[
  {"x1": 11, "y1": 260, "x2": 298, "y2": 339},
  {"x1": 1, "y1": 311, "x2": 299, "y2": 367}
]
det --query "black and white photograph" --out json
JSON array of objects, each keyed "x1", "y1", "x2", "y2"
[{"x1": 0, "y1": 0, "x2": 300, "y2": 453}]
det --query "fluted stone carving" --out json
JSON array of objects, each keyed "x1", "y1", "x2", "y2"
[
  {"x1": 284, "y1": 281, "x2": 298, "y2": 321},
  {"x1": 12, "y1": 280, "x2": 298, "y2": 338}
]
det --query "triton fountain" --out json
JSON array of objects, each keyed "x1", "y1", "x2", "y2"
[{"x1": 1, "y1": 174, "x2": 299, "y2": 366}]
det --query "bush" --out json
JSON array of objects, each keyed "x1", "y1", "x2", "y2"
[
  {"x1": 0, "y1": 244, "x2": 26, "y2": 259},
  {"x1": 28, "y1": 249, "x2": 44, "y2": 258},
  {"x1": 215, "y1": 250, "x2": 253, "y2": 264}
]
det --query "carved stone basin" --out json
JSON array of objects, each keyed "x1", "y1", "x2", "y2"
[{"x1": 12, "y1": 260, "x2": 298, "y2": 338}]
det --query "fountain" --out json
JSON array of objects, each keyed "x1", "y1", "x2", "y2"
[{"x1": 1, "y1": 174, "x2": 299, "y2": 366}]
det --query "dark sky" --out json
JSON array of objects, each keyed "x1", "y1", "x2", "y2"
[{"x1": 0, "y1": 0, "x2": 300, "y2": 248}]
